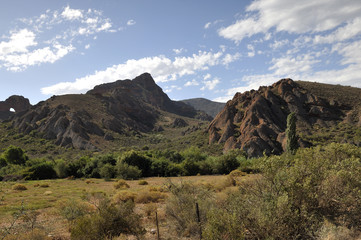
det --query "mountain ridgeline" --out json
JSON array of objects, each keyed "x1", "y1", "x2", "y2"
[
  {"x1": 7, "y1": 73, "x2": 211, "y2": 151},
  {"x1": 0, "y1": 74, "x2": 360, "y2": 157}
]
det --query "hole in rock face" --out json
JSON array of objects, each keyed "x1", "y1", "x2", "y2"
[{"x1": 9, "y1": 108, "x2": 15, "y2": 112}]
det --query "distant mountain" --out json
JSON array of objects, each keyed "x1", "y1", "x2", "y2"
[
  {"x1": 181, "y1": 98, "x2": 225, "y2": 118},
  {"x1": 8, "y1": 73, "x2": 211, "y2": 151},
  {"x1": 208, "y1": 78, "x2": 361, "y2": 157}
]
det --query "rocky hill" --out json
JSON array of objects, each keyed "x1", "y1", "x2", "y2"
[
  {"x1": 9, "y1": 73, "x2": 211, "y2": 151},
  {"x1": 181, "y1": 98, "x2": 225, "y2": 118},
  {"x1": 208, "y1": 78, "x2": 361, "y2": 157}
]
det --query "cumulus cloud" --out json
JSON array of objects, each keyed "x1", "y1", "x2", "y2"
[
  {"x1": 173, "y1": 48, "x2": 185, "y2": 54},
  {"x1": 0, "y1": 5, "x2": 117, "y2": 71},
  {"x1": 219, "y1": 0, "x2": 361, "y2": 43},
  {"x1": 61, "y1": 6, "x2": 83, "y2": 20},
  {"x1": 201, "y1": 77, "x2": 220, "y2": 91},
  {"x1": 184, "y1": 79, "x2": 199, "y2": 87},
  {"x1": 41, "y1": 50, "x2": 224, "y2": 95}
]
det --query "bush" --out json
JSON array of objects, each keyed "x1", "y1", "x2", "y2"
[
  {"x1": 115, "y1": 162, "x2": 141, "y2": 180},
  {"x1": 165, "y1": 181, "x2": 214, "y2": 237},
  {"x1": 138, "y1": 180, "x2": 148, "y2": 185},
  {"x1": 54, "y1": 159, "x2": 68, "y2": 178},
  {"x1": 121, "y1": 150, "x2": 152, "y2": 177},
  {"x1": 135, "y1": 190, "x2": 166, "y2": 204},
  {"x1": 2, "y1": 145, "x2": 28, "y2": 165},
  {"x1": 25, "y1": 163, "x2": 57, "y2": 180},
  {"x1": 71, "y1": 194, "x2": 145, "y2": 239},
  {"x1": 202, "y1": 143, "x2": 361, "y2": 239},
  {"x1": 57, "y1": 199, "x2": 89, "y2": 222},
  {"x1": 113, "y1": 191, "x2": 137, "y2": 203},
  {"x1": 99, "y1": 163, "x2": 115, "y2": 180},
  {"x1": 12, "y1": 184, "x2": 27, "y2": 191},
  {"x1": 113, "y1": 179, "x2": 130, "y2": 189}
]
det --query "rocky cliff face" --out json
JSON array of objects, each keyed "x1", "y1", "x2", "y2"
[
  {"x1": 208, "y1": 78, "x2": 356, "y2": 157},
  {"x1": 0, "y1": 95, "x2": 31, "y2": 121},
  {"x1": 11, "y1": 73, "x2": 210, "y2": 150}
]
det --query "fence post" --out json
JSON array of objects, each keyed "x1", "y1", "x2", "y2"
[
  {"x1": 196, "y1": 202, "x2": 202, "y2": 240},
  {"x1": 156, "y1": 210, "x2": 160, "y2": 240}
]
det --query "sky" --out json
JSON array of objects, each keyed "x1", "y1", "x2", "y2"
[{"x1": 1, "y1": 0, "x2": 361, "y2": 105}]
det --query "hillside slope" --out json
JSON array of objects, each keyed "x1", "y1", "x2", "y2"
[
  {"x1": 10, "y1": 73, "x2": 211, "y2": 151},
  {"x1": 181, "y1": 98, "x2": 225, "y2": 118},
  {"x1": 208, "y1": 78, "x2": 361, "y2": 157}
]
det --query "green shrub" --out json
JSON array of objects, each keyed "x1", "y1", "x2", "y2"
[
  {"x1": 203, "y1": 143, "x2": 361, "y2": 239},
  {"x1": 99, "y1": 163, "x2": 115, "y2": 180},
  {"x1": 2, "y1": 145, "x2": 28, "y2": 165},
  {"x1": 25, "y1": 163, "x2": 57, "y2": 180},
  {"x1": 135, "y1": 190, "x2": 166, "y2": 204},
  {"x1": 57, "y1": 199, "x2": 89, "y2": 222},
  {"x1": 54, "y1": 159, "x2": 68, "y2": 178},
  {"x1": 115, "y1": 162, "x2": 141, "y2": 180},
  {"x1": 71, "y1": 195, "x2": 145, "y2": 240},
  {"x1": 121, "y1": 150, "x2": 152, "y2": 177}
]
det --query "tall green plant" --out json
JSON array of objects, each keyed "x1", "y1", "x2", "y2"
[{"x1": 286, "y1": 112, "x2": 298, "y2": 154}]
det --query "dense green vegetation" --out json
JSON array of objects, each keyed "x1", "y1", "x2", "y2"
[{"x1": 0, "y1": 145, "x2": 246, "y2": 181}]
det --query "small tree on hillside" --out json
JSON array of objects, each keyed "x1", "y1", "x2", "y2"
[{"x1": 286, "y1": 112, "x2": 298, "y2": 154}]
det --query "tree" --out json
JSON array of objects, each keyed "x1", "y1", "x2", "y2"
[
  {"x1": 2, "y1": 145, "x2": 28, "y2": 165},
  {"x1": 286, "y1": 112, "x2": 298, "y2": 154}
]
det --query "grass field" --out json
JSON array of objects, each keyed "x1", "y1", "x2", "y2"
[{"x1": 0, "y1": 174, "x2": 257, "y2": 239}]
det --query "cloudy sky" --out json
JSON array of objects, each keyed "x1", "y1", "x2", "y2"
[{"x1": 1, "y1": 0, "x2": 361, "y2": 104}]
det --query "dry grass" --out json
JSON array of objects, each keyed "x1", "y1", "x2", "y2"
[{"x1": 0, "y1": 174, "x2": 255, "y2": 239}]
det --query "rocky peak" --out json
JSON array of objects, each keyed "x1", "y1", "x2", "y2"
[
  {"x1": 0, "y1": 95, "x2": 31, "y2": 121},
  {"x1": 208, "y1": 78, "x2": 349, "y2": 157}
]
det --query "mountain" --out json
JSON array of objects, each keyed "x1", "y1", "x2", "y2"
[
  {"x1": 208, "y1": 78, "x2": 361, "y2": 157},
  {"x1": 181, "y1": 98, "x2": 225, "y2": 118},
  {"x1": 8, "y1": 73, "x2": 211, "y2": 151}
]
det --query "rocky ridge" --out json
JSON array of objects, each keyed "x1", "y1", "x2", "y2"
[
  {"x1": 11, "y1": 73, "x2": 211, "y2": 150},
  {"x1": 208, "y1": 78, "x2": 360, "y2": 157}
]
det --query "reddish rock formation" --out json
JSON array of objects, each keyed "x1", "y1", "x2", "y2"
[
  {"x1": 0, "y1": 95, "x2": 31, "y2": 121},
  {"x1": 208, "y1": 78, "x2": 347, "y2": 157}
]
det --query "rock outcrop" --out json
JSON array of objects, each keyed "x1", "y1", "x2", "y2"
[
  {"x1": 0, "y1": 95, "x2": 31, "y2": 121},
  {"x1": 11, "y1": 73, "x2": 210, "y2": 150},
  {"x1": 208, "y1": 78, "x2": 351, "y2": 157}
]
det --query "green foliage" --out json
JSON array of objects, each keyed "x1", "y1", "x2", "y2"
[
  {"x1": 203, "y1": 143, "x2": 361, "y2": 239},
  {"x1": 2, "y1": 145, "x2": 28, "y2": 165},
  {"x1": 99, "y1": 163, "x2": 115, "y2": 181},
  {"x1": 57, "y1": 199, "x2": 89, "y2": 222},
  {"x1": 115, "y1": 162, "x2": 141, "y2": 180},
  {"x1": 121, "y1": 150, "x2": 152, "y2": 177},
  {"x1": 70, "y1": 193, "x2": 145, "y2": 240},
  {"x1": 212, "y1": 149, "x2": 242, "y2": 174},
  {"x1": 54, "y1": 159, "x2": 68, "y2": 178},
  {"x1": 0, "y1": 156, "x2": 7, "y2": 168},
  {"x1": 286, "y1": 112, "x2": 298, "y2": 154},
  {"x1": 24, "y1": 162, "x2": 57, "y2": 180}
]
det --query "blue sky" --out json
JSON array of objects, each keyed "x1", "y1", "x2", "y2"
[{"x1": 1, "y1": 0, "x2": 361, "y2": 104}]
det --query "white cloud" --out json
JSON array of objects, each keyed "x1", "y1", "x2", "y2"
[
  {"x1": 204, "y1": 22, "x2": 211, "y2": 29},
  {"x1": 127, "y1": 19, "x2": 136, "y2": 26},
  {"x1": 201, "y1": 77, "x2": 220, "y2": 91},
  {"x1": 173, "y1": 48, "x2": 185, "y2": 54},
  {"x1": 203, "y1": 73, "x2": 211, "y2": 80},
  {"x1": 219, "y1": 0, "x2": 361, "y2": 43},
  {"x1": 61, "y1": 6, "x2": 83, "y2": 20},
  {"x1": 247, "y1": 44, "x2": 255, "y2": 57},
  {"x1": 269, "y1": 54, "x2": 320, "y2": 76},
  {"x1": 0, "y1": 5, "x2": 117, "y2": 71},
  {"x1": 85, "y1": 44, "x2": 90, "y2": 49},
  {"x1": 0, "y1": 44, "x2": 75, "y2": 71},
  {"x1": 313, "y1": 17, "x2": 361, "y2": 44},
  {"x1": 0, "y1": 29, "x2": 37, "y2": 55},
  {"x1": 41, "y1": 50, "x2": 224, "y2": 95},
  {"x1": 222, "y1": 52, "x2": 241, "y2": 65},
  {"x1": 269, "y1": 39, "x2": 289, "y2": 49},
  {"x1": 184, "y1": 79, "x2": 199, "y2": 87}
]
